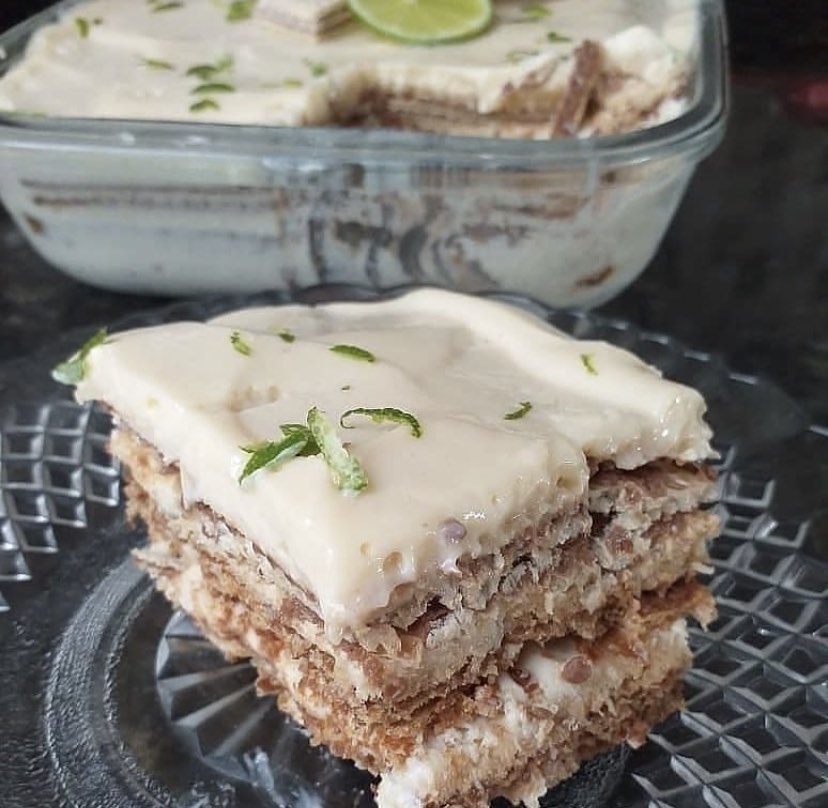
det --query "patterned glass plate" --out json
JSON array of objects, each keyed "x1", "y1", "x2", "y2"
[{"x1": 1, "y1": 285, "x2": 827, "y2": 808}]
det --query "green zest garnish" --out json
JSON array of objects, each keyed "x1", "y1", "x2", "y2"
[
  {"x1": 330, "y1": 344, "x2": 376, "y2": 363},
  {"x1": 186, "y1": 56, "x2": 233, "y2": 111},
  {"x1": 523, "y1": 2, "x2": 550, "y2": 20},
  {"x1": 75, "y1": 16, "x2": 103, "y2": 35},
  {"x1": 340, "y1": 407, "x2": 422, "y2": 438},
  {"x1": 278, "y1": 423, "x2": 320, "y2": 455},
  {"x1": 230, "y1": 331, "x2": 252, "y2": 356},
  {"x1": 190, "y1": 98, "x2": 220, "y2": 112},
  {"x1": 504, "y1": 401, "x2": 532, "y2": 421},
  {"x1": 142, "y1": 57, "x2": 175, "y2": 70},
  {"x1": 277, "y1": 328, "x2": 295, "y2": 343},
  {"x1": 192, "y1": 82, "x2": 235, "y2": 95},
  {"x1": 226, "y1": 0, "x2": 256, "y2": 21},
  {"x1": 581, "y1": 353, "x2": 598, "y2": 375},
  {"x1": 51, "y1": 329, "x2": 108, "y2": 386},
  {"x1": 238, "y1": 409, "x2": 368, "y2": 494},
  {"x1": 304, "y1": 59, "x2": 328, "y2": 77},
  {"x1": 187, "y1": 65, "x2": 219, "y2": 81},
  {"x1": 279, "y1": 78, "x2": 303, "y2": 88},
  {"x1": 546, "y1": 30, "x2": 572, "y2": 43},
  {"x1": 239, "y1": 430, "x2": 312, "y2": 483},
  {"x1": 507, "y1": 49, "x2": 539, "y2": 63},
  {"x1": 308, "y1": 407, "x2": 368, "y2": 494},
  {"x1": 150, "y1": 1, "x2": 184, "y2": 12},
  {"x1": 186, "y1": 55, "x2": 233, "y2": 80}
]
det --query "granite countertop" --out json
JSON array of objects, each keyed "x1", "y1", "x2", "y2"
[{"x1": 1, "y1": 82, "x2": 826, "y2": 426}]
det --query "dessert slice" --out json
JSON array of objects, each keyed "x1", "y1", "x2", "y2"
[{"x1": 67, "y1": 289, "x2": 718, "y2": 807}]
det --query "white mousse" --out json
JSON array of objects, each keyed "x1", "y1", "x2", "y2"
[{"x1": 0, "y1": 0, "x2": 697, "y2": 127}]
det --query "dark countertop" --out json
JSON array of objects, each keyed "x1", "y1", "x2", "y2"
[{"x1": 1, "y1": 82, "x2": 827, "y2": 426}]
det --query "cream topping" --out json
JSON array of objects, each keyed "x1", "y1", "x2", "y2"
[
  {"x1": 74, "y1": 289, "x2": 713, "y2": 630},
  {"x1": 0, "y1": 0, "x2": 697, "y2": 127}
]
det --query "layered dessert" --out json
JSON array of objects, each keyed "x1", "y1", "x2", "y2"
[
  {"x1": 0, "y1": 0, "x2": 699, "y2": 137},
  {"x1": 63, "y1": 289, "x2": 719, "y2": 807},
  {"x1": 0, "y1": 2, "x2": 719, "y2": 307}
]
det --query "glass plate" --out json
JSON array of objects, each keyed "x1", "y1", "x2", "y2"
[{"x1": 1, "y1": 285, "x2": 827, "y2": 808}]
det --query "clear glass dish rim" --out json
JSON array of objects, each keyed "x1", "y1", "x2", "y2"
[{"x1": 0, "y1": 0, "x2": 728, "y2": 170}]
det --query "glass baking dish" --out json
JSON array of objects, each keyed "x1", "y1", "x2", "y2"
[{"x1": 0, "y1": 0, "x2": 727, "y2": 305}]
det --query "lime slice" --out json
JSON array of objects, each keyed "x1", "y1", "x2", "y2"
[{"x1": 348, "y1": 0, "x2": 493, "y2": 45}]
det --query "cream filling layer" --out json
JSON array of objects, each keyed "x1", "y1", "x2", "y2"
[
  {"x1": 0, "y1": 0, "x2": 698, "y2": 127},
  {"x1": 75, "y1": 289, "x2": 713, "y2": 631},
  {"x1": 376, "y1": 619, "x2": 690, "y2": 808}
]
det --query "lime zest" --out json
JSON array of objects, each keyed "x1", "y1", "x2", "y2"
[
  {"x1": 277, "y1": 328, "x2": 296, "y2": 343},
  {"x1": 186, "y1": 56, "x2": 233, "y2": 80},
  {"x1": 330, "y1": 344, "x2": 376, "y2": 363},
  {"x1": 51, "y1": 329, "x2": 108, "y2": 386},
  {"x1": 239, "y1": 411, "x2": 367, "y2": 493},
  {"x1": 279, "y1": 424, "x2": 307, "y2": 435},
  {"x1": 504, "y1": 401, "x2": 532, "y2": 421},
  {"x1": 278, "y1": 423, "x2": 321, "y2": 456},
  {"x1": 238, "y1": 431, "x2": 311, "y2": 483},
  {"x1": 340, "y1": 407, "x2": 422, "y2": 438},
  {"x1": 230, "y1": 331, "x2": 253, "y2": 356},
  {"x1": 303, "y1": 58, "x2": 328, "y2": 77},
  {"x1": 226, "y1": 0, "x2": 256, "y2": 22},
  {"x1": 347, "y1": 0, "x2": 493, "y2": 45},
  {"x1": 580, "y1": 353, "x2": 598, "y2": 375},
  {"x1": 523, "y1": 2, "x2": 550, "y2": 20},
  {"x1": 75, "y1": 17, "x2": 90, "y2": 37},
  {"x1": 307, "y1": 407, "x2": 368, "y2": 494},
  {"x1": 186, "y1": 64, "x2": 218, "y2": 81},
  {"x1": 190, "y1": 98, "x2": 220, "y2": 112},
  {"x1": 141, "y1": 57, "x2": 175, "y2": 70},
  {"x1": 547, "y1": 30, "x2": 572, "y2": 43},
  {"x1": 191, "y1": 82, "x2": 235, "y2": 95},
  {"x1": 150, "y1": 1, "x2": 184, "y2": 12}
]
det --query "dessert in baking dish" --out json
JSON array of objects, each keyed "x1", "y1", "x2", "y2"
[
  {"x1": 0, "y1": 0, "x2": 699, "y2": 137},
  {"x1": 62, "y1": 289, "x2": 719, "y2": 807},
  {"x1": 0, "y1": 2, "x2": 723, "y2": 305}
]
